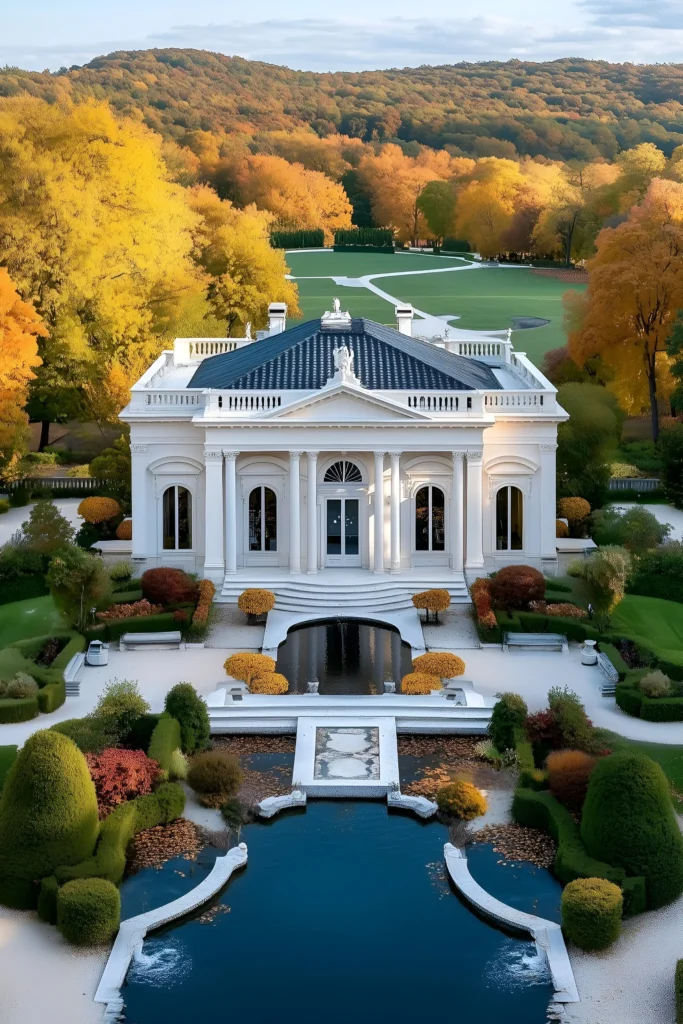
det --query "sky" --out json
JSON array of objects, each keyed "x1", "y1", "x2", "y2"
[{"x1": 2, "y1": 0, "x2": 682, "y2": 72}]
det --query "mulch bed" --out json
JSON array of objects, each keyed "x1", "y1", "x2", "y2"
[
  {"x1": 530, "y1": 267, "x2": 588, "y2": 284},
  {"x1": 212, "y1": 736, "x2": 296, "y2": 754},
  {"x1": 237, "y1": 764, "x2": 291, "y2": 808},
  {"x1": 127, "y1": 817, "x2": 206, "y2": 873},
  {"x1": 470, "y1": 823, "x2": 556, "y2": 869},
  {"x1": 397, "y1": 735, "x2": 479, "y2": 757},
  {"x1": 399, "y1": 736, "x2": 490, "y2": 799}
]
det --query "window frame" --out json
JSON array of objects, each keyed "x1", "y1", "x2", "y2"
[
  {"x1": 248, "y1": 485, "x2": 278, "y2": 553},
  {"x1": 414, "y1": 484, "x2": 446, "y2": 553},
  {"x1": 162, "y1": 485, "x2": 193, "y2": 551},
  {"x1": 495, "y1": 484, "x2": 524, "y2": 552}
]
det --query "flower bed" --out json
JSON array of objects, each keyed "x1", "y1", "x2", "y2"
[{"x1": 96, "y1": 599, "x2": 163, "y2": 622}]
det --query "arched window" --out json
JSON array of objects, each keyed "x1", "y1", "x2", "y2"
[
  {"x1": 415, "y1": 485, "x2": 445, "y2": 551},
  {"x1": 163, "y1": 486, "x2": 192, "y2": 550},
  {"x1": 496, "y1": 486, "x2": 523, "y2": 551},
  {"x1": 324, "y1": 460, "x2": 362, "y2": 483},
  {"x1": 249, "y1": 486, "x2": 277, "y2": 552}
]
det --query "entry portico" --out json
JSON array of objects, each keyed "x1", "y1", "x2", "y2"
[{"x1": 121, "y1": 302, "x2": 568, "y2": 592}]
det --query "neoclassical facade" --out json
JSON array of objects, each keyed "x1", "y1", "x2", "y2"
[{"x1": 121, "y1": 303, "x2": 567, "y2": 588}]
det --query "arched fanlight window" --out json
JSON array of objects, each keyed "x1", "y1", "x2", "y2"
[
  {"x1": 324, "y1": 460, "x2": 362, "y2": 483},
  {"x1": 415, "y1": 485, "x2": 445, "y2": 552},
  {"x1": 163, "y1": 486, "x2": 192, "y2": 550},
  {"x1": 249, "y1": 486, "x2": 277, "y2": 552},
  {"x1": 496, "y1": 486, "x2": 523, "y2": 551}
]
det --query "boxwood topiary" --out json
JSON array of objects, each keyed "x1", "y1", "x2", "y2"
[
  {"x1": 164, "y1": 683, "x2": 210, "y2": 754},
  {"x1": 148, "y1": 715, "x2": 182, "y2": 771},
  {"x1": 57, "y1": 877, "x2": 120, "y2": 945},
  {"x1": 561, "y1": 877, "x2": 623, "y2": 951},
  {"x1": 37, "y1": 875, "x2": 59, "y2": 924},
  {"x1": 0, "y1": 696, "x2": 39, "y2": 724},
  {"x1": 0, "y1": 731, "x2": 99, "y2": 908},
  {"x1": 489, "y1": 692, "x2": 528, "y2": 752},
  {"x1": 581, "y1": 752, "x2": 683, "y2": 909},
  {"x1": 436, "y1": 780, "x2": 487, "y2": 820}
]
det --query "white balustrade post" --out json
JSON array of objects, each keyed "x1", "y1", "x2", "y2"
[
  {"x1": 204, "y1": 450, "x2": 225, "y2": 579},
  {"x1": 374, "y1": 451, "x2": 386, "y2": 573},
  {"x1": 390, "y1": 452, "x2": 401, "y2": 573},
  {"x1": 451, "y1": 451, "x2": 464, "y2": 573},
  {"x1": 540, "y1": 443, "x2": 558, "y2": 558},
  {"x1": 306, "y1": 451, "x2": 319, "y2": 574},
  {"x1": 465, "y1": 449, "x2": 485, "y2": 571},
  {"x1": 289, "y1": 451, "x2": 302, "y2": 574},
  {"x1": 224, "y1": 451, "x2": 238, "y2": 575},
  {"x1": 130, "y1": 444, "x2": 148, "y2": 562}
]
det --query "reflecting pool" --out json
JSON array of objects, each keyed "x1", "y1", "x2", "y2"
[
  {"x1": 122, "y1": 801, "x2": 558, "y2": 1024},
  {"x1": 275, "y1": 619, "x2": 413, "y2": 694}
]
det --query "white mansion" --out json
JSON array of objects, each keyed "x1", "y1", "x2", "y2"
[{"x1": 121, "y1": 302, "x2": 567, "y2": 592}]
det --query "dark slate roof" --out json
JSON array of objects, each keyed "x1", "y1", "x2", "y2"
[{"x1": 188, "y1": 318, "x2": 501, "y2": 391}]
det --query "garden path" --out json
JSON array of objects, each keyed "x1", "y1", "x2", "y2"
[{"x1": 0, "y1": 497, "x2": 83, "y2": 546}]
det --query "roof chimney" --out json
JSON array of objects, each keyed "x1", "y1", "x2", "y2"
[
  {"x1": 268, "y1": 302, "x2": 287, "y2": 335},
  {"x1": 395, "y1": 304, "x2": 414, "y2": 336}
]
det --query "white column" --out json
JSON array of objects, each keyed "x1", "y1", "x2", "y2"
[
  {"x1": 224, "y1": 451, "x2": 238, "y2": 575},
  {"x1": 204, "y1": 450, "x2": 225, "y2": 578},
  {"x1": 130, "y1": 444, "x2": 148, "y2": 562},
  {"x1": 373, "y1": 451, "x2": 386, "y2": 573},
  {"x1": 289, "y1": 451, "x2": 302, "y2": 574},
  {"x1": 306, "y1": 451, "x2": 319, "y2": 574},
  {"x1": 451, "y1": 451, "x2": 464, "y2": 573},
  {"x1": 540, "y1": 443, "x2": 558, "y2": 558},
  {"x1": 465, "y1": 449, "x2": 485, "y2": 570},
  {"x1": 390, "y1": 452, "x2": 401, "y2": 573}
]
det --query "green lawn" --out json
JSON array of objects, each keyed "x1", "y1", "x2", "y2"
[
  {"x1": 610, "y1": 595, "x2": 683, "y2": 666},
  {"x1": 598, "y1": 733, "x2": 683, "y2": 809},
  {"x1": 0, "y1": 595, "x2": 67, "y2": 649},
  {"x1": 285, "y1": 251, "x2": 471, "y2": 277},
  {"x1": 290, "y1": 280, "x2": 397, "y2": 326}
]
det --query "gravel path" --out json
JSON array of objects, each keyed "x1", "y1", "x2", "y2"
[
  {"x1": 205, "y1": 603, "x2": 264, "y2": 650},
  {"x1": 423, "y1": 606, "x2": 480, "y2": 649}
]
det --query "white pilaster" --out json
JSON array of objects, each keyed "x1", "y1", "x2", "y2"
[
  {"x1": 374, "y1": 451, "x2": 386, "y2": 573},
  {"x1": 306, "y1": 451, "x2": 319, "y2": 574},
  {"x1": 289, "y1": 451, "x2": 302, "y2": 574},
  {"x1": 390, "y1": 452, "x2": 401, "y2": 573},
  {"x1": 451, "y1": 451, "x2": 464, "y2": 573},
  {"x1": 465, "y1": 449, "x2": 485, "y2": 570},
  {"x1": 204, "y1": 450, "x2": 225, "y2": 578},
  {"x1": 130, "y1": 444, "x2": 148, "y2": 562},
  {"x1": 224, "y1": 451, "x2": 238, "y2": 575},
  {"x1": 540, "y1": 443, "x2": 558, "y2": 558}
]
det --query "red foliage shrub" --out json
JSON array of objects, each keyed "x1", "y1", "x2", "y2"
[
  {"x1": 141, "y1": 568, "x2": 199, "y2": 606},
  {"x1": 471, "y1": 577, "x2": 496, "y2": 627},
  {"x1": 524, "y1": 710, "x2": 564, "y2": 750},
  {"x1": 191, "y1": 578, "x2": 215, "y2": 628},
  {"x1": 547, "y1": 749, "x2": 597, "y2": 810},
  {"x1": 173, "y1": 609, "x2": 189, "y2": 624},
  {"x1": 97, "y1": 599, "x2": 163, "y2": 622},
  {"x1": 86, "y1": 748, "x2": 161, "y2": 817},
  {"x1": 489, "y1": 565, "x2": 546, "y2": 609}
]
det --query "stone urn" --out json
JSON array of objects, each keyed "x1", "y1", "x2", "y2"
[{"x1": 581, "y1": 639, "x2": 598, "y2": 666}]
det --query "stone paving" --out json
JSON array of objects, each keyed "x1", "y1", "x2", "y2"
[
  {"x1": 205, "y1": 603, "x2": 264, "y2": 650},
  {"x1": 423, "y1": 606, "x2": 481, "y2": 649}
]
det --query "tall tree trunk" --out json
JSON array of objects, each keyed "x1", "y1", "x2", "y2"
[
  {"x1": 39, "y1": 420, "x2": 51, "y2": 451},
  {"x1": 647, "y1": 353, "x2": 659, "y2": 442}
]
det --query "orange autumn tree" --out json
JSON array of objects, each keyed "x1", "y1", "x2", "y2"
[
  {"x1": 568, "y1": 178, "x2": 683, "y2": 440},
  {"x1": 0, "y1": 269, "x2": 45, "y2": 477}
]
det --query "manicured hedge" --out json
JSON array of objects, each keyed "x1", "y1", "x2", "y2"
[
  {"x1": 100, "y1": 611, "x2": 176, "y2": 642},
  {"x1": 676, "y1": 959, "x2": 683, "y2": 1024},
  {"x1": 515, "y1": 611, "x2": 601, "y2": 642},
  {"x1": 55, "y1": 782, "x2": 185, "y2": 885},
  {"x1": 165, "y1": 683, "x2": 210, "y2": 754},
  {"x1": 37, "y1": 680, "x2": 66, "y2": 714},
  {"x1": 148, "y1": 715, "x2": 182, "y2": 772},
  {"x1": 0, "y1": 632, "x2": 85, "y2": 720},
  {"x1": 57, "y1": 877, "x2": 120, "y2": 945},
  {"x1": 512, "y1": 787, "x2": 646, "y2": 915},
  {"x1": 271, "y1": 229, "x2": 324, "y2": 248},
  {"x1": 37, "y1": 874, "x2": 59, "y2": 924},
  {"x1": 615, "y1": 675, "x2": 683, "y2": 721},
  {"x1": 0, "y1": 697, "x2": 39, "y2": 723},
  {"x1": 0, "y1": 575, "x2": 49, "y2": 605},
  {"x1": 598, "y1": 643, "x2": 629, "y2": 681},
  {"x1": 125, "y1": 713, "x2": 162, "y2": 751},
  {"x1": 561, "y1": 877, "x2": 623, "y2": 951},
  {"x1": 107, "y1": 589, "x2": 143, "y2": 604},
  {"x1": 0, "y1": 746, "x2": 17, "y2": 789},
  {"x1": 334, "y1": 227, "x2": 394, "y2": 248}
]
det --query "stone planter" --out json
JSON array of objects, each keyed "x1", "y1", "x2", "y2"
[{"x1": 581, "y1": 639, "x2": 598, "y2": 666}]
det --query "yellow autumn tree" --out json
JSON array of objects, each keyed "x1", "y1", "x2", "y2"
[
  {"x1": 358, "y1": 144, "x2": 448, "y2": 243},
  {"x1": 568, "y1": 178, "x2": 683, "y2": 440},
  {"x1": 454, "y1": 158, "x2": 529, "y2": 256},
  {"x1": 237, "y1": 154, "x2": 352, "y2": 244},
  {"x1": 532, "y1": 161, "x2": 620, "y2": 264},
  {"x1": 188, "y1": 185, "x2": 300, "y2": 335},
  {"x1": 0, "y1": 270, "x2": 46, "y2": 477},
  {"x1": 0, "y1": 96, "x2": 204, "y2": 441}
]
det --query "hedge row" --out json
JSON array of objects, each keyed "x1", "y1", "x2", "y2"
[
  {"x1": 616, "y1": 684, "x2": 683, "y2": 722},
  {"x1": 0, "y1": 632, "x2": 86, "y2": 722},
  {"x1": 271, "y1": 229, "x2": 324, "y2": 248},
  {"x1": 512, "y1": 787, "x2": 646, "y2": 915},
  {"x1": 0, "y1": 746, "x2": 17, "y2": 790},
  {"x1": 55, "y1": 782, "x2": 185, "y2": 885},
  {"x1": 0, "y1": 697, "x2": 38, "y2": 723},
  {"x1": 333, "y1": 227, "x2": 394, "y2": 247},
  {"x1": 148, "y1": 715, "x2": 182, "y2": 772},
  {"x1": 83, "y1": 611, "x2": 176, "y2": 643},
  {"x1": 598, "y1": 643, "x2": 629, "y2": 681},
  {"x1": 107, "y1": 588, "x2": 143, "y2": 604},
  {"x1": 496, "y1": 609, "x2": 602, "y2": 643},
  {"x1": 0, "y1": 575, "x2": 49, "y2": 606}
]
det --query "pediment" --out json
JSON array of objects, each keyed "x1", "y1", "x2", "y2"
[{"x1": 267, "y1": 385, "x2": 426, "y2": 422}]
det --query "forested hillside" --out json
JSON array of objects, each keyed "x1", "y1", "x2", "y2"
[{"x1": 3, "y1": 51, "x2": 683, "y2": 160}]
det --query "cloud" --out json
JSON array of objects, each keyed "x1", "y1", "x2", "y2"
[{"x1": 2, "y1": 14, "x2": 683, "y2": 74}]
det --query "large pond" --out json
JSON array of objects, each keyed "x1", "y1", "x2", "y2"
[
  {"x1": 121, "y1": 801, "x2": 559, "y2": 1024},
  {"x1": 275, "y1": 619, "x2": 413, "y2": 694}
]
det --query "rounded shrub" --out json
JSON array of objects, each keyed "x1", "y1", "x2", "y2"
[
  {"x1": 168, "y1": 749, "x2": 188, "y2": 781},
  {"x1": 187, "y1": 751, "x2": 242, "y2": 808},
  {"x1": 115, "y1": 519, "x2": 132, "y2": 541},
  {"x1": 249, "y1": 672, "x2": 289, "y2": 694},
  {"x1": 77, "y1": 496, "x2": 122, "y2": 524},
  {"x1": 639, "y1": 670, "x2": 672, "y2": 699},
  {"x1": 557, "y1": 497, "x2": 591, "y2": 529},
  {"x1": 237, "y1": 589, "x2": 275, "y2": 616},
  {"x1": 411, "y1": 589, "x2": 451, "y2": 622},
  {"x1": 224, "y1": 652, "x2": 276, "y2": 684},
  {"x1": 57, "y1": 877, "x2": 120, "y2": 945},
  {"x1": 5, "y1": 673, "x2": 39, "y2": 699},
  {"x1": 488, "y1": 692, "x2": 528, "y2": 752},
  {"x1": 561, "y1": 877, "x2": 622, "y2": 951},
  {"x1": 547, "y1": 750, "x2": 596, "y2": 811},
  {"x1": 412, "y1": 652, "x2": 465, "y2": 678},
  {"x1": 140, "y1": 567, "x2": 199, "y2": 606},
  {"x1": 581, "y1": 752, "x2": 683, "y2": 909},
  {"x1": 436, "y1": 781, "x2": 487, "y2": 820},
  {"x1": 0, "y1": 730, "x2": 99, "y2": 908},
  {"x1": 489, "y1": 565, "x2": 545, "y2": 609},
  {"x1": 164, "y1": 683, "x2": 210, "y2": 755},
  {"x1": 401, "y1": 671, "x2": 440, "y2": 694},
  {"x1": 556, "y1": 519, "x2": 569, "y2": 538}
]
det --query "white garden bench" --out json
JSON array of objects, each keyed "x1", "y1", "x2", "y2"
[
  {"x1": 119, "y1": 631, "x2": 182, "y2": 651},
  {"x1": 504, "y1": 632, "x2": 567, "y2": 653},
  {"x1": 64, "y1": 652, "x2": 86, "y2": 697},
  {"x1": 596, "y1": 651, "x2": 619, "y2": 696}
]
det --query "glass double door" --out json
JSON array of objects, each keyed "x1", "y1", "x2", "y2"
[{"x1": 325, "y1": 498, "x2": 361, "y2": 567}]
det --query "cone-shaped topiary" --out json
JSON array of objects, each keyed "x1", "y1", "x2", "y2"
[
  {"x1": 561, "y1": 877, "x2": 622, "y2": 951},
  {"x1": 164, "y1": 683, "x2": 210, "y2": 755},
  {"x1": 581, "y1": 752, "x2": 683, "y2": 909},
  {"x1": 412, "y1": 652, "x2": 465, "y2": 678},
  {"x1": 0, "y1": 730, "x2": 99, "y2": 908}
]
